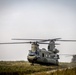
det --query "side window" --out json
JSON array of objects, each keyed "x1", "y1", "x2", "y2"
[
  {"x1": 46, "y1": 54, "x2": 47, "y2": 57},
  {"x1": 49, "y1": 55, "x2": 50, "y2": 58},
  {"x1": 42, "y1": 53, "x2": 44, "y2": 57}
]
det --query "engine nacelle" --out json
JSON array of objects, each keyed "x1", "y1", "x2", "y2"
[{"x1": 53, "y1": 49, "x2": 59, "y2": 53}]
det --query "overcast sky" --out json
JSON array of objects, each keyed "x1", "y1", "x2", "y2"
[{"x1": 0, "y1": 0, "x2": 76, "y2": 62}]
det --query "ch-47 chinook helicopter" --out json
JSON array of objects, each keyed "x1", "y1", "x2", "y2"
[{"x1": 0, "y1": 38, "x2": 76, "y2": 66}]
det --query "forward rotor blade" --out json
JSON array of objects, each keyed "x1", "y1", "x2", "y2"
[
  {"x1": 12, "y1": 39, "x2": 44, "y2": 40},
  {"x1": 0, "y1": 41, "x2": 60, "y2": 45},
  {"x1": 0, "y1": 42, "x2": 32, "y2": 44}
]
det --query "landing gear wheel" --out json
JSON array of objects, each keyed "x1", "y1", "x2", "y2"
[
  {"x1": 31, "y1": 63, "x2": 34, "y2": 66},
  {"x1": 56, "y1": 60, "x2": 59, "y2": 66}
]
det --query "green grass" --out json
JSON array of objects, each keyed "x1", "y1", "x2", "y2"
[
  {"x1": 33, "y1": 67, "x2": 76, "y2": 75},
  {"x1": 0, "y1": 61, "x2": 56, "y2": 75},
  {"x1": 0, "y1": 61, "x2": 76, "y2": 75}
]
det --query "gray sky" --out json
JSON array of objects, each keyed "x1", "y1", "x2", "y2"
[{"x1": 0, "y1": 0, "x2": 76, "y2": 62}]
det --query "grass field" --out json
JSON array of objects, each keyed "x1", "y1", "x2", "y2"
[{"x1": 0, "y1": 61, "x2": 76, "y2": 75}]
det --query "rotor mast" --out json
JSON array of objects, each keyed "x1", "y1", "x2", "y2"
[
  {"x1": 31, "y1": 42, "x2": 39, "y2": 52},
  {"x1": 48, "y1": 40, "x2": 55, "y2": 51}
]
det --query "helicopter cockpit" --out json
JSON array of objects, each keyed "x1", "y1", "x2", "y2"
[
  {"x1": 28, "y1": 42, "x2": 39, "y2": 56},
  {"x1": 31, "y1": 42, "x2": 39, "y2": 52}
]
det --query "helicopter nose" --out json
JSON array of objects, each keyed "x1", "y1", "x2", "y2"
[{"x1": 27, "y1": 55, "x2": 37, "y2": 62}]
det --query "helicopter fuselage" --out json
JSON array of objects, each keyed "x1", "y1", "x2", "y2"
[{"x1": 27, "y1": 48, "x2": 59, "y2": 66}]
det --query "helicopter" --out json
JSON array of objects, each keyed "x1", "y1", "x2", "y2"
[
  {"x1": 63, "y1": 54, "x2": 76, "y2": 63},
  {"x1": 0, "y1": 38, "x2": 76, "y2": 66}
]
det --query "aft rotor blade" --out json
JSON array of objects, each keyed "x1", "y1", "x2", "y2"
[
  {"x1": 0, "y1": 42, "x2": 32, "y2": 44},
  {"x1": 39, "y1": 43, "x2": 60, "y2": 45},
  {"x1": 57, "y1": 40, "x2": 76, "y2": 42},
  {"x1": 39, "y1": 38, "x2": 61, "y2": 42}
]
